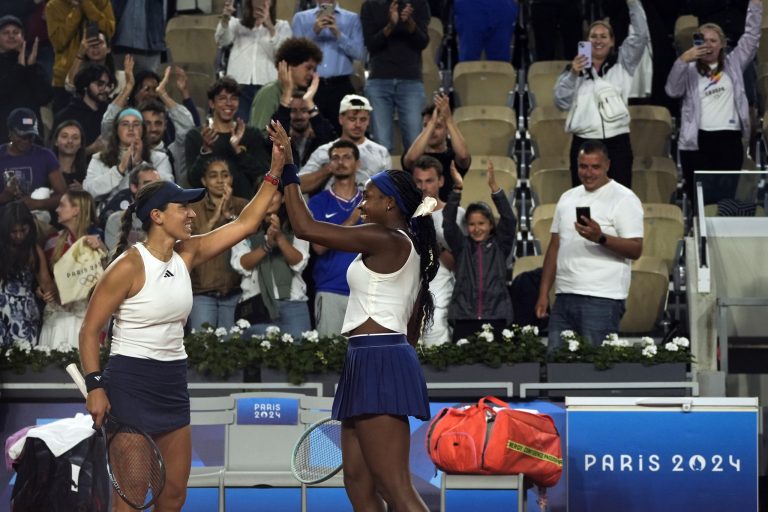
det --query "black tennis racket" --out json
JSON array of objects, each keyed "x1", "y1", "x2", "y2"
[
  {"x1": 67, "y1": 364, "x2": 166, "y2": 510},
  {"x1": 291, "y1": 417, "x2": 343, "y2": 485}
]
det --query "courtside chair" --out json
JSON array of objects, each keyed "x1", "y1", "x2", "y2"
[
  {"x1": 673, "y1": 15, "x2": 699, "y2": 54},
  {"x1": 440, "y1": 473, "x2": 527, "y2": 512},
  {"x1": 188, "y1": 395, "x2": 237, "y2": 512},
  {"x1": 526, "y1": 60, "x2": 569, "y2": 110},
  {"x1": 619, "y1": 255, "x2": 670, "y2": 333},
  {"x1": 642, "y1": 203, "x2": 685, "y2": 273},
  {"x1": 530, "y1": 203, "x2": 557, "y2": 255},
  {"x1": 165, "y1": 14, "x2": 219, "y2": 70},
  {"x1": 627, "y1": 105, "x2": 673, "y2": 158},
  {"x1": 453, "y1": 106, "x2": 517, "y2": 156},
  {"x1": 528, "y1": 106, "x2": 571, "y2": 159},
  {"x1": 453, "y1": 61, "x2": 517, "y2": 107}
]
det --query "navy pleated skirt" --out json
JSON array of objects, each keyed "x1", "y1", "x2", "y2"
[
  {"x1": 331, "y1": 333, "x2": 431, "y2": 421},
  {"x1": 102, "y1": 354, "x2": 190, "y2": 435}
]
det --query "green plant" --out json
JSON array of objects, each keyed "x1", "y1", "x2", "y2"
[{"x1": 0, "y1": 341, "x2": 107, "y2": 374}]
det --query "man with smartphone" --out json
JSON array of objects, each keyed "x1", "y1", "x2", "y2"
[
  {"x1": 291, "y1": 2, "x2": 365, "y2": 134},
  {"x1": 535, "y1": 140, "x2": 643, "y2": 350}
]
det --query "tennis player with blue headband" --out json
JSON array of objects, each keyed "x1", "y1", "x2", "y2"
[
  {"x1": 269, "y1": 120, "x2": 439, "y2": 511},
  {"x1": 78, "y1": 135, "x2": 286, "y2": 511}
]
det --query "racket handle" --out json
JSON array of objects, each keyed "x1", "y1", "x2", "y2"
[{"x1": 66, "y1": 363, "x2": 88, "y2": 398}]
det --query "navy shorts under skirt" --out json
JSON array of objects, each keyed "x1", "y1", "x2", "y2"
[
  {"x1": 331, "y1": 333, "x2": 431, "y2": 421},
  {"x1": 102, "y1": 355, "x2": 190, "y2": 435}
]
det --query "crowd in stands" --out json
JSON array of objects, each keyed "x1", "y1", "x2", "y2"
[{"x1": 1, "y1": 0, "x2": 764, "y2": 351}]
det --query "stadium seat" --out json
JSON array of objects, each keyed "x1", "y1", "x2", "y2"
[
  {"x1": 460, "y1": 158, "x2": 517, "y2": 218},
  {"x1": 165, "y1": 14, "x2": 219, "y2": 70},
  {"x1": 530, "y1": 203, "x2": 557, "y2": 255},
  {"x1": 673, "y1": 15, "x2": 699, "y2": 54},
  {"x1": 527, "y1": 60, "x2": 569, "y2": 109},
  {"x1": 632, "y1": 157, "x2": 679, "y2": 204},
  {"x1": 453, "y1": 61, "x2": 517, "y2": 107},
  {"x1": 276, "y1": 0, "x2": 299, "y2": 24},
  {"x1": 350, "y1": 59, "x2": 366, "y2": 94},
  {"x1": 642, "y1": 203, "x2": 684, "y2": 272},
  {"x1": 337, "y1": 0, "x2": 364, "y2": 13},
  {"x1": 512, "y1": 255, "x2": 544, "y2": 280},
  {"x1": 454, "y1": 106, "x2": 517, "y2": 156},
  {"x1": 390, "y1": 154, "x2": 403, "y2": 170},
  {"x1": 528, "y1": 106, "x2": 570, "y2": 159},
  {"x1": 619, "y1": 255, "x2": 669, "y2": 333},
  {"x1": 529, "y1": 167, "x2": 570, "y2": 205},
  {"x1": 164, "y1": 67, "x2": 214, "y2": 115},
  {"x1": 529, "y1": 156, "x2": 569, "y2": 178},
  {"x1": 628, "y1": 105, "x2": 673, "y2": 158}
]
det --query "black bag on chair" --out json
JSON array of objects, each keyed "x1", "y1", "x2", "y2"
[{"x1": 234, "y1": 294, "x2": 271, "y2": 324}]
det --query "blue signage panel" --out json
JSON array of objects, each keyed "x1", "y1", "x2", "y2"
[
  {"x1": 567, "y1": 410, "x2": 758, "y2": 511},
  {"x1": 236, "y1": 397, "x2": 299, "y2": 425}
]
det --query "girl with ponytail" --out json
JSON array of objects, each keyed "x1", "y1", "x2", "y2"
[{"x1": 270, "y1": 121, "x2": 438, "y2": 512}]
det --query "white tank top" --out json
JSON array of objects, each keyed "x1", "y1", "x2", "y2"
[
  {"x1": 341, "y1": 230, "x2": 421, "y2": 335},
  {"x1": 110, "y1": 243, "x2": 193, "y2": 361}
]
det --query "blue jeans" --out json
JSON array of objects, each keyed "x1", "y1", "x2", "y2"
[
  {"x1": 244, "y1": 299, "x2": 312, "y2": 340},
  {"x1": 364, "y1": 78, "x2": 425, "y2": 153},
  {"x1": 454, "y1": 0, "x2": 518, "y2": 62},
  {"x1": 547, "y1": 294, "x2": 626, "y2": 351},
  {"x1": 188, "y1": 292, "x2": 241, "y2": 331}
]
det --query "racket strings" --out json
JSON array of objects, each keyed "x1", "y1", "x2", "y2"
[
  {"x1": 108, "y1": 428, "x2": 165, "y2": 508},
  {"x1": 293, "y1": 421, "x2": 343, "y2": 483}
]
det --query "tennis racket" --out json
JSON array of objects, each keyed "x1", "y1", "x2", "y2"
[
  {"x1": 291, "y1": 417, "x2": 343, "y2": 485},
  {"x1": 66, "y1": 363, "x2": 166, "y2": 510}
]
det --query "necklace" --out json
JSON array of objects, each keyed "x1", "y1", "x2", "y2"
[{"x1": 331, "y1": 186, "x2": 361, "y2": 214}]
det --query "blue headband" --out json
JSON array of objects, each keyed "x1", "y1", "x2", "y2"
[
  {"x1": 370, "y1": 171, "x2": 409, "y2": 216},
  {"x1": 118, "y1": 108, "x2": 143, "y2": 122}
]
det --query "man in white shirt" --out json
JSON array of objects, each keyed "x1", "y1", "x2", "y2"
[
  {"x1": 535, "y1": 140, "x2": 644, "y2": 349},
  {"x1": 299, "y1": 94, "x2": 389, "y2": 195}
]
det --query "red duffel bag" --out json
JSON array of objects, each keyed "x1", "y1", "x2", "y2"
[{"x1": 425, "y1": 395, "x2": 563, "y2": 487}]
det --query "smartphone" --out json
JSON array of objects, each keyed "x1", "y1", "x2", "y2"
[
  {"x1": 207, "y1": 117, "x2": 214, "y2": 129},
  {"x1": 693, "y1": 32, "x2": 704, "y2": 46},
  {"x1": 577, "y1": 41, "x2": 592, "y2": 68},
  {"x1": 576, "y1": 206, "x2": 591, "y2": 226},
  {"x1": 86, "y1": 21, "x2": 100, "y2": 40},
  {"x1": 318, "y1": 3, "x2": 334, "y2": 16}
]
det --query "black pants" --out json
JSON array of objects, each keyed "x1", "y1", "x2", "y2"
[
  {"x1": 570, "y1": 133, "x2": 633, "y2": 189},
  {"x1": 529, "y1": 0, "x2": 583, "y2": 61},
  {"x1": 679, "y1": 129, "x2": 743, "y2": 207},
  {"x1": 314, "y1": 75, "x2": 355, "y2": 136},
  {"x1": 451, "y1": 319, "x2": 508, "y2": 343}
]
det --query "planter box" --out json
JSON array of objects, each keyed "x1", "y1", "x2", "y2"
[
  {"x1": 260, "y1": 367, "x2": 340, "y2": 397},
  {"x1": 0, "y1": 365, "x2": 81, "y2": 399},
  {"x1": 545, "y1": 363, "x2": 688, "y2": 397},
  {"x1": 187, "y1": 368, "x2": 244, "y2": 383},
  {"x1": 422, "y1": 363, "x2": 541, "y2": 399}
]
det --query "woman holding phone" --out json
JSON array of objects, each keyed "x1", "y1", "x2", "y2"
[
  {"x1": 79, "y1": 142, "x2": 285, "y2": 511},
  {"x1": 665, "y1": 0, "x2": 762, "y2": 208},
  {"x1": 270, "y1": 120, "x2": 438, "y2": 511},
  {"x1": 554, "y1": 0, "x2": 649, "y2": 189}
]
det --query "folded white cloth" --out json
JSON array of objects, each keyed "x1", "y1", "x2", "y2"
[{"x1": 8, "y1": 413, "x2": 95, "y2": 461}]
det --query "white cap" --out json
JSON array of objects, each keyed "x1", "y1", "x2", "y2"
[{"x1": 339, "y1": 94, "x2": 373, "y2": 115}]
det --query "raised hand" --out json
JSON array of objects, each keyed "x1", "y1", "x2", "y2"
[
  {"x1": 388, "y1": 0, "x2": 399, "y2": 26},
  {"x1": 27, "y1": 37, "x2": 39, "y2": 66},
  {"x1": 487, "y1": 160, "x2": 499, "y2": 193},
  {"x1": 277, "y1": 60, "x2": 294, "y2": 92},
  {"x1": 174, "y1": 65, "x2": 189, "y2": 97},
  {"x1": 571, "y1": 53, "x2": 589, "y2": 75},
  {"x1": 230, "y1": 118, "x2": 246, "y2": 152},
  {"x1": 449, "y1": 161, "x2": 463, "y2": 190},
  {"x1": 434, "y1": 92, "x2": 451, "y2": 121},
  {"x1": 304, "y1": 73, "x2": 320, "y2": 104},
  {"x1": 267, "y1": 120, "x2": 293, "y2": 165},
  {"x1": 680, "y1": 44, "x2": 707, "y2": 63},
  {"x1": 156, "y1": 65, "x2": 171, "y2": 96},
  {"x1": 201, "y1": 123, "x2": 219, "y2": 150},
  {"x1": 123, "y1": 54, "x2": 135, "y2": 90},
  {"x1": 400, "y1": 3, "x2": 414, "y2": 23}
]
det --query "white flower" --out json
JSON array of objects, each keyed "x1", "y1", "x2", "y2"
[
  {"x1": 481, "y1": 323, "x2": 493, "y2": 332},
  {"x1": 642, "y1": 344, "x2": 658, "y2": 358},
  {"x1": 236, "y1": 318, "x2": 251, "y2": 330},
  {"x1": 640, "y1": 336, "x2": 655, "y2": 346},
  {"x1": 522, "y1": 325, "x2": 539, "y2": 336},
  {"x1": 606, "y1": 333, "x2": 619, "y2": 342},
  {"x1": 190, "y1": 328, "x2": 197, "y2": 334},
  {"x1": 205, "y1": 326, "x2": 214, "y2": 334},
  {"x1": 672, "y1": 336, "x2": 690, "y2": 348},
  {"x1": 479, "y1": 331, "x2": 494, "y2": 342},
  {"x1": 501, "y1": 329, "x2": 513, "y2": 340},
  {"x1": 214, "y1": 327, "x2": 228, "y2": 337},
  {"x1": 260, "y1": 340, "x2": 271, "y2": 349},
  {"x1": 265, "y1": 326, "x2": 281, "y2": 337},
  {"x1": 282, "y1": 333, "x2": 294, "y2": 343},
  {"x1": 560, "y1": 330, "x2": 575, "y2": 340},
  {"x1": 664, "y1": 342, "x2": 679, "y2": 352},
  {"x1": 568, "y1": 340, "x2": 580, "y2": 352},
  {"x1": 302, "y1": 330, "x2": 320, "y2": 343},
  {"x1": 229, "y1": 325, "x2": 242, "y2": 335},
  {"x1": 456, "y1": 338, "x2": 469, "y2": 346}
]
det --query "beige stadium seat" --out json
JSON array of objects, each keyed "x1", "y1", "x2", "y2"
[
  {"x1": 350, "y1": 60, "x2": 366, "y2": 93},
  {"x1": 674, "y1": 15, "x2": 699, "y2": 54},
  {"x1": 530, "y1": 167, "x2": 570, "y2": 205},
  {"x1": 527, "y1": 60, "x2": 569, "y2": 109},
  {"x1": 619, "y1": 256, "x2": 669, "y2": 333},
  {"x1": 453, "y1": 61, "x2": 516, "y2": 107},
  {"x1": 642, "y1": 203, "x2": 684, "y2": 272},
  {"x1": 460, "y1": 162, "x2": 517, "y2": 218},
  {"x1": 337, "y1": 0, "x2": 364, "y2": 13},
  {"x1": 390, "y1": 155, "x2": 403, "y2": 170},
  {"x1": 165, "y1": 14, "x2": 219, "y2": 69},
  {"x1": 275, "y1": 0, "x2": 299, "y2": 24},
  {"x1": 529, "y1": 156, "x2": 569, "y2": 178},
  {"x1": 422, "y1": 17, "x2": 444, "y2": 97},
  {"x1": 628, "y1": 105, "x2": 673, "y2": 158},
  {"x1": 632, "y1": 158, "x2": 678, "y2": 204},
  {"x1": 530, "y1": 203, "x2": 557, "y2": 254},
  {"x1": 511, "y1": 255, "x2": 544, "y2": 280},
  {"x1": 454, "y1": 106, "x2": 517, "y2": 156},
  {"x1": 166, "y1": 68, "x2": 214, "y2": 113},
  {"x1": 528, "y1": 106, "x2": 570, "y2": 159}
]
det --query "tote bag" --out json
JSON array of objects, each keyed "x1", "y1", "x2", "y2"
[{"x1": 52, "y1": 236, "x2": 105, "y2": 305}]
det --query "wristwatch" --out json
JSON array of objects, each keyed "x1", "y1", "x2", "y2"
[{"x1": 597, "y1": 234, "x2": 607, "y2": 245}]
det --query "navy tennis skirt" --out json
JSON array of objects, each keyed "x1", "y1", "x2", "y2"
[
  {"x1": 102, "y1": 355, "x2": 190, "y2": 435},
  {"x1": 331, "y1": 333, "x2": 431, "y2": 421}
]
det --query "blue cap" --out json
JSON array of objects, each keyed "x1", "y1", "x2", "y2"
[{"x1": 136, "y1": 181, "x2": 206, "y2": 223}]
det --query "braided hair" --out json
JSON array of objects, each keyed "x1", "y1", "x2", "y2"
[
  {"x1": 383, "y1": 169, "x2": 440, "y2": 336},
  {"x1": 110, "y1": 180, "x2": 167, "y2": 264}
]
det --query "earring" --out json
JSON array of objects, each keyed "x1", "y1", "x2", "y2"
[{"x1": 387, "y1": 205, "x2": 392, "y2": 211}]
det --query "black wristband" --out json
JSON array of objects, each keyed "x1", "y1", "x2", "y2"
[{"x1": 85, "y1": 371, "x2": 105, "y2": 392}]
